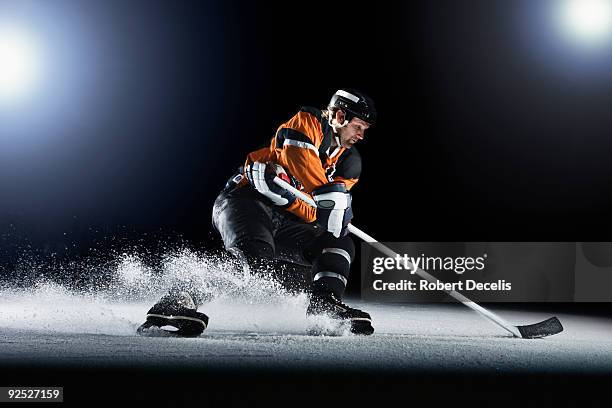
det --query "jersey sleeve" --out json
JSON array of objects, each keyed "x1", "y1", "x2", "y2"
[
  {"x1": 274, "y1": 111, "x2": 329, "y2": 189},
  {"x1": 273, "y1": 111, "x2": 331, "y2": 222},
  {"x1": 331, "y1": 146, "x2": 361, "y2": 191},
  {"x1": 332, "y1": 176, "x2": 358, "y2": 191},
  {"x1": 284, "y1": 197, "x2": 317, "y2": 223}
]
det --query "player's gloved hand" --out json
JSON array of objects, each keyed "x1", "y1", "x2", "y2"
[
  {"x1": 245, "y1": 161, "x2": 296, "y2": 208},
  {"x1": 312, "y1": 182, "x2": 353, "y2": 238}
]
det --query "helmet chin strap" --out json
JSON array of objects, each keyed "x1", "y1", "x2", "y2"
[{"x1": 327, "y1": 113, "x2": 347, "y2": 157}]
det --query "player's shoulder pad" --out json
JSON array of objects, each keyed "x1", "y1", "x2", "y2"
[
  {"x1": 276, "y1": 107, "x2": 324, "y2": 148},
  {"x1": 299, "y1": 106, "x2": 333, "y2": 151},
  {"x1": 335, "y1": 146, "x2": 362, "y2": 180},
  {"x1": 299, "y1": 106, "x2": 323, "y2": 121}
]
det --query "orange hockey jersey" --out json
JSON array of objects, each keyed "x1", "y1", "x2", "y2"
[{"x1": 240, "y1": 106, "x2": 361, "y2": 223}]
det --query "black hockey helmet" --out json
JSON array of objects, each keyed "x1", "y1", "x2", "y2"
[{"x1": 328, "y1": 89, "x2": 376, "y2": 126}]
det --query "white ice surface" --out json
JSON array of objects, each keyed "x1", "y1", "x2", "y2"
[{"x1": 0, "y1": 252, "x2": 611, "y2": 373}]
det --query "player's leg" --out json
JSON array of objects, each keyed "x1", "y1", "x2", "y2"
[
  {"x1": 213, "y1": 186, "x2": 284, "y2": 277},
  {"x1": 272, "y1": 216, "x2": 323, "y2": 293},
  {"x1": 305, "y1": 232, "x2": 374, "y2": 335},
  {"x1": 274, "y1": 217, "x2": 373, "y2": 335},
  {"x1": 137, "y1": 186, "x2": 277, "y2": 336}
]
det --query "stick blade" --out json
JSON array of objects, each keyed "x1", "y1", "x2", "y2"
[{"x1": 516, "y1": 317, "x2": 563, "y2": 339}]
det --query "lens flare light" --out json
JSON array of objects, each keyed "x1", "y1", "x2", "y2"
[
  {"x1": 0, "y1": 23, "x2": 43, "y2": 106},
  {"x1": 555, "y1": 0, "x2": 612, "y2": 48}
]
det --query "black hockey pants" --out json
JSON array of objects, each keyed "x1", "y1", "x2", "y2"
[{"x1": 212, "y1": 182, "x2": 354, "y2": 298}]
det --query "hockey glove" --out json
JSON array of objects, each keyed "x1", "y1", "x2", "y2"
[
  {"x1": 245, "y1": 161, "x2": 297, "y2": 207},
  {"x1": 312, "y1": 182, "x2": 353, "y2": 238}
]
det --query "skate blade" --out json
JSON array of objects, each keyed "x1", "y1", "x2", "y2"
[
  {"x1": 137, "y1": 322, "x2": 181, "y2": 337},
  {"x1": 136, "y1": 321, "x2": 202, "y2": 338}
]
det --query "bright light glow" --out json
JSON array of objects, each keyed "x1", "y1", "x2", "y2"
[
  {"x1": 557, "y1": 0, "x2": 612, "y2": 47},
  {"x1": 0, "y1": 23, "x2": 43, "y2": 105}
]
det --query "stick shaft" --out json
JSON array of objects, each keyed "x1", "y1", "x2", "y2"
[{"x1": 273, "y1": 177, "x2": 522, "y2": 338}]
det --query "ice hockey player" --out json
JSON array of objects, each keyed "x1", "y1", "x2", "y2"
[{"x1": 137, "y1": 89, "x2": 376, "y2": 337}]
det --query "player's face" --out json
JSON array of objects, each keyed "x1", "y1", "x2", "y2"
[{"x1": 338, "y1": 117, "x2": 370, "y2": 148}]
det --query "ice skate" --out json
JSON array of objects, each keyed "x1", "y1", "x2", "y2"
[
  {"x1": 137, "y1": 291, "x2": 209, "y2": 337},
  {"x1": 306, "y1": 282, "x2": 374, "y2": 335}
]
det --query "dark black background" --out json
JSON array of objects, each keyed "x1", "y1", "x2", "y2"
[
  {"x1": 3, "y1": 1, "x2": 612, "y2": 259},
  {"x1": 1, "y1": 1, "x2": 612, "y2": 405},
  {"x1": 3, "y1": 0, "x2": 612, "y2": 292}
]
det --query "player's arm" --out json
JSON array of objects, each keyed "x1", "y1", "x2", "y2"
[{"x1": 273, "y1": 111, "x2": 330, "y2": 222}]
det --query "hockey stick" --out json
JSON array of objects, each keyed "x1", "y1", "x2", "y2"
[{"x1": 273, "y1": 177, "x2": 563, "y2": 339}]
